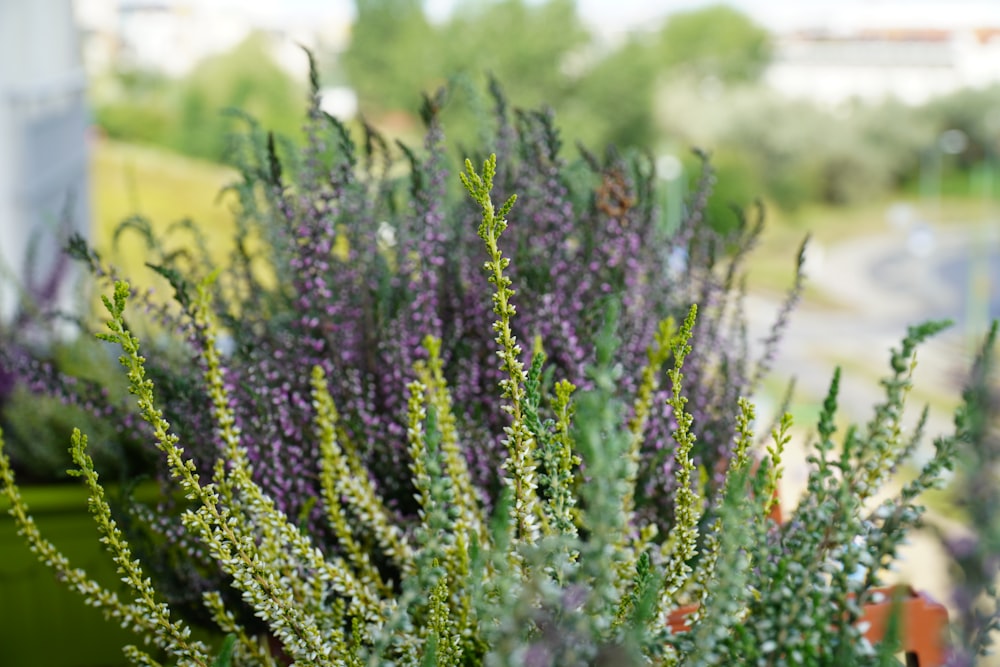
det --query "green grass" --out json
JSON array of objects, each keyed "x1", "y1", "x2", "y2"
[
  {"x1": 90, "y1": 139, "x2": 239, "y2": 289},
  {"x1": 744, "y1": 195, "x2": 995, "y2": 300}
]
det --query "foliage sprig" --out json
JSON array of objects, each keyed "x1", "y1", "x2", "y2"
[{"x1": 0, "y1": 92, "x2": 988, "y2": 667}]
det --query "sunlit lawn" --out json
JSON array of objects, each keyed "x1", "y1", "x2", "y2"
[{"x1": 89, "y1": 139, "x2": 239, "y2": 291}]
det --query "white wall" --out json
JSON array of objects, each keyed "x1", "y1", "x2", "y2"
[{"x1": 0, "y1": 0, "x2": 90, "y2": 328}]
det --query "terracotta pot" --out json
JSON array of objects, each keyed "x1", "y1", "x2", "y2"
[{"x1": 666, "y1": 584, "x2": 948, "y2": 665}]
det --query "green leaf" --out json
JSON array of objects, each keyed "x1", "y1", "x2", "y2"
[
  {"x1": 146, "y1": 263, "x2": 192, "y2": 310},
  {"x1": 212, "y1": 633, "x2": 237, "y2": 667}
]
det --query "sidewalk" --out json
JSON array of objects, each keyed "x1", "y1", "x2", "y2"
[{"x1": 744, "y1": 223, "x2": 996, "y2": 634}]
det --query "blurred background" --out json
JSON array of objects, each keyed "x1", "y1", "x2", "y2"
[{"x1": 1, "y1": 0, "x2": 998, "y2": 610}]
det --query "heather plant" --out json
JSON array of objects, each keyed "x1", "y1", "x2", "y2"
[
  {"x1": 0, "y1": 213, "x2": 152, "y2": 484},
  {"x1": 0, "y1": 153, "x2": 978, "y2": 666},
  {"x1": 940, "y1": 322, "x2": 1000, "y2": 666},
  {"x1": 5, "y1": 58, "x2": 801, "y2": 546}
]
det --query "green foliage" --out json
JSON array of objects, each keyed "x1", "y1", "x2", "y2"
[
  {"x1": 170, "y1": 35, "x2": 306, "y2": 161},
  {"x1": 920, "y1": 85, "x2": 1000, "y2": 167},
  {"x1": 0, "y1": 336, "x2": 150, "y2": 484},
  {"x1": 940, "y1": 321, "x2": 1000, "y2": 662},
  {"x1": 659, "y1": 81, "x2": 933, "y2": 210},
  {"x1": 212, "y1": 634, "x2": 238, "y2": 667},
  {"x1": 438, "y1": 0, "x2": 589, "y2": 107},
  {"x1": 339, "y1": 0, "x2": 440, "y2": 115},
  {"x1": 655, "y1": 5, "x2": 772, "y2": 83},
  {"x1": 565, "y1": 39, "x2": 660, "y2": 150},
  {"x1": 93, "y1": 68, "x2": 175, "y2": 144},
  {"x1": 95, "y1": 33, "x2": 305, "y2": 163},
  {"x1": 0, "y1": 147, "x2": 984, "y2": 666},
  {"x1": 96, "y1": 102, "x2": 175, "y2": 146},
  {"x1": 338, "y1": 1, "x2": 771, "y2": 155},
  {"x1": 90, "y1": 2, "x2": 1000, "y2": 215},
  {"x1": 0, "y1": 386, "x2": 122, "y2": 482}
]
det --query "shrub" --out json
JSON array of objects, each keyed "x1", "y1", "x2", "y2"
[
  {"x1": 939, "y1": 322, "x2": 1000, "y2": 665},
  {"x1": 654, "y1": 79, "x2": 933, "y2": 210},
  {"x1": 7, "y1": 64, "x2": 802, "y2": 537},
  {"x1": 0, "y1": 152, "x2": 982, "y2": 666},
  {"x1": 3, "y1": 70, "x2": 810, "y2": 643},
  {"x1": 0, "y1": 211, "x2": 151, "y2": 484}
]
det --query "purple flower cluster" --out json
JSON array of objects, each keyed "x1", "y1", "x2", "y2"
[{"x1": 3, "y1": 79, "x2": 801, "y2": 550}]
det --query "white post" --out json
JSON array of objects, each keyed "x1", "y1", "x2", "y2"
[{"x1": 0, "y1": 0, "x2": 90, "y2": 333}]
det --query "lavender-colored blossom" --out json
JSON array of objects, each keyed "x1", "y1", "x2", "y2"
[{"x1": 1, "y1": 77, "x2": 801, "y2": 624}]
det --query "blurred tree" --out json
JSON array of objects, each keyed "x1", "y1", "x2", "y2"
[
  {"x1": 568, "y1": 37, "x2": 660, "y2": 150},
  {"x1": 94, "y1": 67, "x2": 174, "y2": 145},
  {"x1": 656, "y1": 4, "x2": 771, "y2": 83},
  {"x1": 686, "y1": 150, "x2": 764, "y2": 233},
  {"x1": 340, "y1": 0, "x2": 441, "y2": 116},
  {"x1": 657, "y1": 79, "x2": 914, "y2": 210},
  {"x1": 920, "y1": 85, "x2": 1000, "y2": 167},
  {"x1": 100, "y1": 0, "x2": 971, "y2": 215},
  {"x1": 168, "y1": 33, "x2": 306, "y2": 161},
  {"x1": 95, "y1": 33, "x2": 305, "y2": 163},
  {"x1": 95, "y1": 98, "x2": 174, "y2": 147},
  {"x1": 333, "y1": 2, "x2": 775, "y2": 155},
  {"x1": 439, "y1": 0, "x2": 588, "y2": 107},
  {"x1": 340, "y1": 0, "x2": 591, "y2": 146},
  {"x1": 436, "y1": 0, "x2": 591, "y2": 152},
  {"x1": 853, "y1": 99, "x2": 933, "y2": 187},
  {"x1": 719, "y1": 95, "x2": 899, "y2": 208}
]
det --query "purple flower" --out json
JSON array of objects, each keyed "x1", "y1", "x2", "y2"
[{"x1": 2, "y1": 81, "x2": 800, "y2": 629}]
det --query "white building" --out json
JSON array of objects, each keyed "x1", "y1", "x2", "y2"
[
  {"x1": 766, "y1": 27, "x2": 1000, "y2": 107},
  {"x1": 124, "y1": 1, "x2": 260, "y2": 77},
  {"x1": 0, "y1": 0, "x2": 90, "y2": 327},
  {"x1": 73, "y1": 0, "x2": 351, "y2": 81}
]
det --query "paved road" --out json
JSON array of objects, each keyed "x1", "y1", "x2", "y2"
[
  {"x1": 744, "y1": 220, "x2": 998, "y2": 615},
  {"x1": 749, "y1": 221, "x2": 998, "y2": 431},
  {"x1": 745, "y1": 221, "x2": 998, "y2": 496}
]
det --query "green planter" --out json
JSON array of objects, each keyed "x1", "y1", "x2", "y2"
[{"x1": 0, "y1": 483, "x2": 155, "y2": 667}]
